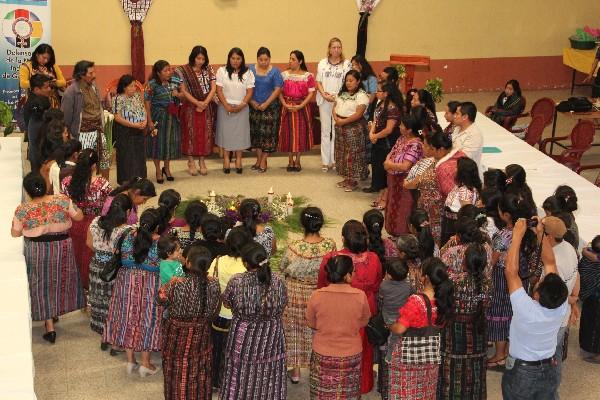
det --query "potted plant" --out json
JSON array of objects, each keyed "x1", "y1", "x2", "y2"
[
  {"x1": 425, "y1": 77, "x2": 444, "y2": 103},
  {"x1": 0, "y1": 101, "x2": 14, "y2": 136}
]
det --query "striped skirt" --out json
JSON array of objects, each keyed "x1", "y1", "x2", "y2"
[
  {"x1": 310, "y1": 352, "x2": 362, "y2": 400},
  {"x1": 102, "y1": 267, "x2": 163, "y2": 352},
  {"x1": 147, "y1": 106, "x2": 181, "y2": 160},
  {"x1": 486, "y1": 265, "x2": 512, "y2": 342},
  {"x1": 388, "y1": 362, "x2": 439, "y2": 400},
  {"x1": 250, "y1": 102, "x2": 281, "y2": 153},
  {"x1": 88, "y1": 251, "x2": 115, "y2": 335},
  {"x1": 70, "y1": 214, "x2": 95, "y2": 290},
  {"x1": 180, "y1": 101, "x2": 215, "y2": 157},
  {"x1": 334, "y1": 119, "x2": 367, "y2": 180},
  {"x1": 162, "y1": 318, "x2": 213, "y2": 400},
  {"x1": 220, "y1": 318, "x2": 287, "y2": 400},
  {"x1": 278, "y1": 98, "x2": 313, "y2": 153},
  {"x1": 25, "y1": 236, "x2": 84, "y2": 321},
  {"x1": 283, "y1": 278, "x2": 315, "y2": 368},
  {"x1": 438, "y1": 315, "x2": 487, "y2": 400}
]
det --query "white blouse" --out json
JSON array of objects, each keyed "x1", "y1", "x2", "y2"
[
  {"x1": 216, "y1": 67, "x2": 255, "y2": 105},
  {"x1": 334, "y1": 90, "x2": 370, "y2": 117}
]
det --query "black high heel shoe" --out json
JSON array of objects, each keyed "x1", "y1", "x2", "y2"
[
  {"x1": 43, "y1": 331, "x2": 56, "y2": 344},
  {"x1": 236, "y1": 168, "x2": 243, "y2": 174},
  {"x1": 100, "y1": 342, "x2": 110, "y2": 351},
  {"x1": 162, "y1": 167, "x2": 174, "y2": 181}
]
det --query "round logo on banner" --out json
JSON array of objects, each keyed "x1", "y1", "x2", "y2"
[{"x1": 2, "y1": 8, "x2": 43, "y2": 48}]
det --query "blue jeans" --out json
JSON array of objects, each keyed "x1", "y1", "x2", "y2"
[
  {"x1": 553, "y1": 326, "x2": 568, "y2": 399},
  {"x1": 502, "y1": 356, "x2": 559, "y2": 400}
]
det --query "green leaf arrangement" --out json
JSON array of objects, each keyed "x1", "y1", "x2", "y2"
[
  {"x1": 0, "y1": 102, "x2": 14, "y2": 136},
  {"x1": 425, "y1": 77, "x2": 444, "y2": 103}
]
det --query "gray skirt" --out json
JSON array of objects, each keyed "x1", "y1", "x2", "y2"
[{"x1": 216, "y1": 104, "x2": 251, "y2": 151}]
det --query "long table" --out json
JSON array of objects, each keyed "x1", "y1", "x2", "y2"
[
  {"x1": 440, "y1": 112, "x2": 600, "y2": 247},
  {"x1": 0, "y1": 136, "x2": 36, "y2": 400}
]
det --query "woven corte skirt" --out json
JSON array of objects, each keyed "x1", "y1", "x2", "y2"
[
  {"x1": 283, "y1": 278, "x2": 315, "y2": 368},
  {"x1": 310, "y1": 351, "x2": 362, "y2": 400}
]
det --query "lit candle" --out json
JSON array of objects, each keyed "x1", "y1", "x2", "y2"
[
  {"x1": 286, "y1": 192, "x2": 294, "y2": 216},
  {"x1": 209, "y1": 190, "x2": 216, "y2": 203},
  {"x1": 267, "y1": 187, "x2": 274, "y2": 204}
]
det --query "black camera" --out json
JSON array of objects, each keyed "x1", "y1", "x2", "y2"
[{"x1": 527, "y1": 218, "x2": 538, "y2": 228}]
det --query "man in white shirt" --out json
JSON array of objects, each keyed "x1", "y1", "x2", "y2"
[
  {"x1": 452, "y1": 102, "x2": 483, "y2": 175},
  {"x1": 502, "y1": 218, "x2": 569, "y2": 400},
  {"x1": 540, "y1": 216, "x2": 580, "y2": 399}
]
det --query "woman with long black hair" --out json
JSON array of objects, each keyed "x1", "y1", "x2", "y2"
[
  {"x1": 101, "y1": 177, "x2": 156, "y2": 225},
  {"x1": 155, "y1": 188, "x2": 182, "y2": 235},
  {"x1": 239, "y1": 198, "x2": 276, "y2": 257},
  {"x1": 170, "y1": 200, "x2": 208, "y2": 250},
  {"x1": 62, "y1": 149, "x2": 112, "y2": 291},
  {"x1": 486, "y1": 79, "x2": 524, "y2": 125}
]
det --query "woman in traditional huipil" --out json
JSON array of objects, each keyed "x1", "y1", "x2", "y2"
[
  {"x1": 103, "y1": 209, "x2": 164, "y2": 377},
  {"x1": 278, "y1": 50, "x2": 315, "y2": 172},
  {"x1": 177, "y1": 46, "x2": 216, "y2": 176},
  {"x1": 158, "y1": 245, "x2": 221, "y2": 400},
  {"x1": 249, "y1": 47, "x2": 283, "y2": 173},
  {"x1": 62, "y1": 149, "x2": 112, "y2": 291},
  {"x1": 279, "y1": 207, "x2": 336, "y2": 383},
  {"x1": 112, "y1": 74, "x2": 147, "y2": 185},
  {"x1": 11, "y1": 173, "x2": 84, "y2": 343},
  {"x1": 86, "y1": 193, "x2": 132, "y2": 349},
  {"x1": 220, "y1": 242, "x2": 288, "y2": 400},
  {"x1": 145, "y1": 60, "x2": 182, "y2": 183}
]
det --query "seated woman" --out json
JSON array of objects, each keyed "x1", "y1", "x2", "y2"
[
  {"x1": 410, "y1": 89, "x2": 437, "y2": 123},
  {"x1": 486, "y1": 79, "x2": 525, "y2": 125}
]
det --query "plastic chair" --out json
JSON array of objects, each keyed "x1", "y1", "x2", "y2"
[
  {"x1": 102, "y1": 78, "x2": 145, "y2": 110},
  {"x1": 540, "y1": 119, "x2": 596, "y2": 171},
  {"x1": 576, "y1": 164, "x2": 600, "y2": 187},
  {"x1": 485, "y1": 97, "x2": 527, "y2": 131},
  {"x1": 523, "y1": 115, "x2": 545, "y2": 148},
  {"x1": 511, "y1": 97, "x2": 555, "y2": 134}
]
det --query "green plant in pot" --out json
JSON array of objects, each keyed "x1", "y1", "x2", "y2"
[
  {"x1": 0, "y1": 102, "x2": 13, "y2": 136},
  {"x1": 425, "y1": 77, "x2": 444, "y2": 103}
]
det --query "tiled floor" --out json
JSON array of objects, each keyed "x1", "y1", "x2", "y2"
[{"x1": 30, "y1": 88, "x2": 600, "y2": 399}]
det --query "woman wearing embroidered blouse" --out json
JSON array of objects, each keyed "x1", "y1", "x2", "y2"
[
  {"x1": 177, "y1": 46, "x2": 216, "y2": 176},
  {"x1": 333, "y1": 70, "x2": 369, "y2": 192},
  {"x1": 12, "y1": 173, "x2": 84, "y2": 344},
  {"x1": 145, "y1": 60, "x2": 183, "y2": 183},
  {"x1": 249, "y1": 47, "x2": 283, "y2": 173},
  {"x1": 19, "y1": 44, "x2": 66, "y2": 108},
  {"x1": 278, "y1": 50, "x2": 315, "y2": 172},
  {"x1": 112, "y1": 74, "x2": 147, "y2": 185},
  {"x1": 316, "y1": 38, "x2": 352, "y2": 172},
  {"x1": 216, "y1": 47, "x2": 255, "y2": 174}
]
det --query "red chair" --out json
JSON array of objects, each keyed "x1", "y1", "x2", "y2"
[
  {"x1": 523, "y1": 115, "x2": 545, "y2": 148},
  {"x1": 102, "y1": 78, "x2": 145, "y2": 110},
  {"x1": 540, "y1": 119, "x2": 596, "y2": 171},
  {"x1": 576, "y1": 164, "x2": 600, "y2": 187},
  {"x1": 511, "y1": 97, "x2": 555, "y2": 134},
  {"x1": 485, "y1": 97, "x2": 527, "y2": 131}
]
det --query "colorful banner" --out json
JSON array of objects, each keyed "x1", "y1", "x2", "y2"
[{"x1": 0, "y1": 0, "x2": 50, "y2": 108}]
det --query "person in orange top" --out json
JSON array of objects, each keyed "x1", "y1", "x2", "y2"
[{"x1": 307, "y1": 254, "x2": 371, "y2": 399}]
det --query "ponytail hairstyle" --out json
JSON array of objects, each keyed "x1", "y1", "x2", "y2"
[
  {"x1": 184, "y1": 200, "x2": 208, "y2": 241},
  {"x1": 23, "y1": 172, "x2": 47, "y2": 199},
  {"x1": 200, "y1": 213, "x2": 223, "y2": 242},
  {"x1": 542, "y1": 195, "x2": 564, "y2": 217},
  {"x1": 504, "y1": 164, "x2": 536, "y2": 215},
  {"x1": 382, "y1": 66, "x2": 399, "y2": 86},
  {"x1": 109, "y1": 176, "x2": 156, "y2": 198},
  {"x1": 380, "y1": 82, "x2": 405, "y2": 122},
  {"x1": 226, "y1": 226, "x2": 253, "y2": 258},
  {"x1": 134, "y1": 208, "x2": 160, "y2": 263},
  {"x1": 241, "y1": 242, "x2": 271, "y2": 286},
  {"x1": 98, "y1": 193, "x2": 132, "y2": 241},
  {"x1": 66, "y1": 148, "x2": 98, "y2": 203},
  {"x1": 482, "y1": 168, "x2": 507, "y2": 227},
  {"x1": 185, "y1": 244, "x2": 213, "y2": 277},
  {"x1": 325, "y1": 254, "x2": 354, "y2": 284},
  {"x1": 464, "y1": 243, "x2": 488, "y2": 330},
  {"x1": 455, "y1": 217, "x2": 485, "y2": 245},
  {"x1": 424, "y1": 127, "x2": 453, "y2": 150},
  {"x1": 415, "y1": 89, "x2": 438, "y2": 122},
  {"x1": 290, "y1": 50, "x2": 308, "y2": 72},
  {"x1": 408, "y1": 106, "x2": 431, "y2": 135},
  {"x1": 408, "y1": 209, "x2": 435, "y2": 260},
  {"x1": 554, "y1": 185, "x2": 578, "y2": 213},
  {"x1": 457, "y1": 204, "x2": 488, "y2": 230},
  {"x1": 363, "y1": 209, "x2": 385, "y2": 265},
  {"x1": 421, "y1": 257, "x2": 454, "y2": 325},
  {"x1": 396, "y1": 234, "x2": 420, "y2": 261},
  {"x1": 342, "y1": 220, "x2": 368, "y2": 254},
  {"x1": 57, "y1": 139, "x2": 82, "y2": 168},
  {"x1": 156, "y1": 189, "x2": 181, "y2": 235},
  {"x1": 498, "y1": 193, "x2": 537, "y2": 256},
  {"x1": 239, "y1": 198, "x2": 261, "y2": 236},
  {"x1": 300, "y1": 206, "x2": 324, "y2": 235}
]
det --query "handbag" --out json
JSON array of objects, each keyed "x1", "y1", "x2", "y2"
[
  {"x1": 366, "y1": 312, "x2": 390, "y2": 346},
  {"x1": 397, "y1": 294, "x2": 441, "y2": 365},
  {"x1": 99, "y1": 228, "x2": 131, "y2": 282}
]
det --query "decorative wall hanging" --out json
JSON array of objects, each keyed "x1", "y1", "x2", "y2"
[{"x1": 121, "y1": 0, "x2": 152, "y2": 83}]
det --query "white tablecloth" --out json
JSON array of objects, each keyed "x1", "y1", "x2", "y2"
[
  {"x1": 0, "y1": 136, "x2": 36, "y2": 399},
  {"x1": 439, "y1": 112, "x2": 600, "y2": 246}
]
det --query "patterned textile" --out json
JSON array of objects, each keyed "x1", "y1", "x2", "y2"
[
  {"x1": 78, "y1": 130, "x2": 111, "y2": 170},
  {"x1": 435, "y1": 151, "x2": 463, "y2": 198},
  {"x1": 284, "y1": 278, "x2": 314, "y2": 368},
  {"x1": 220, "y1": 272, "x2": 288, "y2": 400},
  {"x1": 388, "y1": 362, "x2": 439, "y2": 400},
  {"x1": 13, "y1": 195, "x2": 74, "y2": 234},
  {"x1": 255, "y1": 225, "x2": 276, "y2": 258},
  {"x1": 407, "y1": 259, "x2": 425, "y2": 293},
  {"x1": 159, "y1": 277, "x2": 220, "y2": 400},
  {"x1": 169, "y1": 226, "x2": 202, "y2": 251},
  {"x1": 177, "y1": 65, "x2": 216, "y2": 157},
  {"x1": 581, "y1": 256, "x2": 600, "y2": 300},
  {"x1": 487, "y1": 228, "x2": 513, "y2": 342},
  {"x1": 387, "y1": 137, "x2": 423, "y2": 176},
  {"x1": 113, "y1": 93, "x2": 146, "y2": 123},
  {"x1": 438, "y1": 271, "x2": 490, "y2": 400},
  {"x1": 102, "y1": 231, "x2": 163, "y2": 351},
  {"x1": 335, "y1": 119, "x2": 368, "y2": 180},
  {"x1": 310, "y1": 352, "x2": 362, "y2": 400},
  {"x1": 250, "y1": 102, "x2": 281, "y2": 153},
  {"x1": 61, "y1": 176, "x2": 112, "y2": 215},
  {"x1": 385, "y1": 174, "x2": 413, "y2": 237},
  {"x1": 280, "y1": 238, "x2": 337, "y2": 281},
  {"x1": 278, "y1": 97, "x2": 313, "y2": 153},
  {"x1": 145, "y1": 78, "x2": 181, "y2": 160},
  {"x1": 25, "y1": 236, "x2": 84, "y2": 320},
  {"x1": 416, "y1": 163, "x2": 443, "y2": 244},
  {"x1": 407, "y1": 157, "x2": 434, "y2": 181},
  {"x1": 445, "y1": 185, "x2": 480, "y2": 212}
]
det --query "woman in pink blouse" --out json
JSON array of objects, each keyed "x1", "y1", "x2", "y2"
[
  {"x1": 384, "y1": 115, "x2": 424, "y2": 237},
  {"x1": 278, "y1": 50, "x2": 315, "y2": 172}
]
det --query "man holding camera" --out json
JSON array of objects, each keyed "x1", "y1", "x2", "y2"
[{"x1": 502, "y1": 217, "x2": 569, "y2": 399}]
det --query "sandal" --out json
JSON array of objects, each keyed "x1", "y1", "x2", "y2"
[
  {"x1": 336, "y1": 180, "x2": 347, "y2": 188},
  {"x1": 344, "y1": 182, "x2": 358, "y2": 192},
  {"x1": 187, "y1": 161, "x2": 198, "y2": 176},
  {"x1": 321, "y1": 165, "x2": 329, "y2": 172}
]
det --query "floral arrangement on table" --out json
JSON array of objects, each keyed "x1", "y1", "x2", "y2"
[{"x1": 425, "y1": 77, "x2": 444, "y2": 103}]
